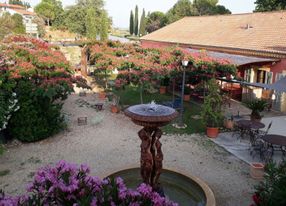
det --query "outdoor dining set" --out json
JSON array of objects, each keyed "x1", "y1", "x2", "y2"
[{"x1": 233, "y1": 119, "x2": 286, "y2": 162}]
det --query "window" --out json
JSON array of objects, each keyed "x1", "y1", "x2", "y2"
[
  {"x1": 265, "y1": 72, "x2": 273, "y2": 84},
  {"x1": 276, "y1": 72, "x2": 286, "y2": 82},
  {"x1": 244, "y1": 69, "x2": 251, "y2": 82}
]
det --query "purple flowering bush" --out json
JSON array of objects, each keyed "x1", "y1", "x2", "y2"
[{"x1": 0, "y1": 160, "x2": 178, "y2": 206}]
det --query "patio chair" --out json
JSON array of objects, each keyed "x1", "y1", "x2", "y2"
[
  {"x1": 250, "y1": 121, "x2": 272, "y2": 145},
  {"x1": 250, "y1": 138, "x2": 266, "y2": 160}
]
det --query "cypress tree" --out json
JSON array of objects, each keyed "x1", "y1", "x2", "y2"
[
  {"x1": 139, "y1": 9, "x2": 146, "y2": 36},
  {"x1": 129, "y1": 10, "x2": 134, "y2": 35},
  {"x1": 134, "y1": 5, "x2": 139, "y2": 36}
]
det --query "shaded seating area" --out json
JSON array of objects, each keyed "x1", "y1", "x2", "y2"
[{"x1": 212, "y1": 116, "x2": 286, "y2": 164}]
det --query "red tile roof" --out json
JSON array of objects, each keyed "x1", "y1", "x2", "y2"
[
  {"x1": 0, "y1": 3, "x2": 25, "y2": 9},
  {"x1": 141, "y1": 11, "x2": 286, "y2": 55}
]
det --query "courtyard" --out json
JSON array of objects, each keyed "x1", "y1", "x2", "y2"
[{"x1": 0, "y1": 93, "x2": 256, "y2": 206}]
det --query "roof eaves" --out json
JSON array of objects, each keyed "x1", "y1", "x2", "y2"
[{"x1": 140, "y1": 39, "x2": 286, "y2": 59}]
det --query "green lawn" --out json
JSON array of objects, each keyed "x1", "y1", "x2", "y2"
[{"x1": 113, "y1": 86, "x2": 205, "y2": 134}]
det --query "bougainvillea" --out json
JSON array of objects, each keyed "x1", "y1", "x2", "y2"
[
  {"x1": 0, "y1": 35, "x2": 89, "y2": 142},
  {"x1": 0, "y1": 160, "x2": 178, "y2": 206}
]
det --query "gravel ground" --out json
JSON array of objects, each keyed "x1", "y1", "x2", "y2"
[{"x1": 0, "y1": 94, "x2": 257, "y2": 206}]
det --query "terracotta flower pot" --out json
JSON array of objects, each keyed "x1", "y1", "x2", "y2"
[
  {"x1": 159, "y1": 86, "x2": 167, "y2": 94},
  {"x1": 206, "y1": 127, "x2": 219, "y2": 138},
  {"x1": 251, "y1": 115, "x2": 262, "y2": 122},
  {"x1": 184, "y1": 94, "x2": 190, "y2": 101},
  {"x1": 99, "y1": 92, "x2": 106, "y2": 100},
  {"x1": 111, "y1": 105, "x2": 120, "y2": 113},
  {"x1": 250, "y1": 163, "x2": 264, "y2": 180},
  {"x1": 224, "y1": 119, "x2": 234, "y2": 129}
]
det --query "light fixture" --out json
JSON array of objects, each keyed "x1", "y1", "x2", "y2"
[
  {"x1": 271, "y1": 93, "x2": 276, "y2": 100},
  {"x1": 181, "y1": 60, "x2": 189, "y2": 67},
  {"x1": 113, "y1": 68, "x2": 119, "y2": 74}
]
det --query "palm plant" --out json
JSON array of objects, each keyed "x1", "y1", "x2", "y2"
[{"x1": 245, "y1": 99, "x2": 269, "y2": 120}]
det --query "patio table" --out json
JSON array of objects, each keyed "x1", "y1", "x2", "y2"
[
  {"x1": 261, "y1": 134, "x2": 286, "y2": 161},
  {"x1": 235, "y1": 120, "x2": 265, "y2": 140},
  {"x1": 236, "y1": 120, "x2": 265, "y2": 130}
]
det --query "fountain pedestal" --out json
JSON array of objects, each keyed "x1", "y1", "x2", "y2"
[
  {"x1": 139, "y1": 127, "x2": 163, "y2": 188},
  {"x1": 125, "y1": 103, "x2": 178, "y2": 190}
]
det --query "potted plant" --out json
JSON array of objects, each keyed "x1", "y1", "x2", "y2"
[
  {"x1": 201, "y1": 79, "x2": 223, "y2": 138},
  {"x1": 99, "y1": 91, "x2": 106, "y2": 100},
  {"x1": 224, "y1": 113, "x2": 234, "y2": 129},
  {"x1": 110, "y1": 95, "x2": 120, "y2": 113},
  {"x1": 184, "y1": 86, "x2": 191, "y2": 101},
  {"x1": 159, "y1": 77, "x2": 169, "y2": 94},
  {"x1": 245, "y1": 99, "x2": 268, "y2": 122}
]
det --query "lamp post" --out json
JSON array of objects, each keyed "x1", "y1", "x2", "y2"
[{"x1": 177, "y1": 60, "x2": 189, "y2": 128}]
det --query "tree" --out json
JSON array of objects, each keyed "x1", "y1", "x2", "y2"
[
  {"x1": 35, "y1": 0, "x2": 63, "y2": 26},
  {"x1": 134, "y1": 5, "x2": 139, "y2": 36},
  {"x1": 99, "y1": 10, "x2": 109, "y2": 41},
  {"x1": 63, "y1": 6, "x2": 87, "y2": 36},
  {"x1": 139, "y1": 9, "x2": 146, "y2": 36},
  {"x1": 11, "y1": 14, "x2": 25, "y2": 34},
  {"x1": 145, "y1": 11, "x2": 167, "y2": 33},
  {"x1": 254, "y1": 0, "x2": 286, "y2": 11},
  {"x1": 193, "y1": 0, "x2": 231, "y2": 15},
  {"x1": 52, "y1": 0, "x2": 110, "y2": 39},
  {"x1": 9, "y1": 0, "x2": 31, "y2": 8},
  {"x1": 0, "y1": 13, "x2": 25, "y2": 40},
  {"x1": 86, "y1": 7, "x2": 100, "y2": 39},
  {"x1": 165, "y1": 0, "x2": 194, "y2": 23},
  {"x1": 129, "y1": 10, "x2": 134, "y2": 35}
]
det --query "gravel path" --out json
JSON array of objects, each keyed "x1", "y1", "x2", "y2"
[{"x1": 0, "y1": 94, "x2": 257, "y2": 206}]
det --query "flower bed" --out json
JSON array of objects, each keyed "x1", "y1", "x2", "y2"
[{"x1": 0, "y1": 160, "x2": 177, "y2": 206}]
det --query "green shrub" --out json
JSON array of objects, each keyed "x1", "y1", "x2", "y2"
[
  {"x1": 252, "y1": 161, "x2": 286, "y2": 206},
  {"x1": 201, "y1": 79, "x2": 223, "y2": 127},
  {"x1": 8, "y1": 80, "x2": 64, "y2": 142}
]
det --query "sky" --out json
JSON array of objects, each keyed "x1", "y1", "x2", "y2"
[{"x1": 4, "y1": 0, "x2": 256, "y2": 28}]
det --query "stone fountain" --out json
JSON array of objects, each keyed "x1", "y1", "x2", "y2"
[
  {"x1": 108, "y1": 102, "x2": 215, "y2": 205},
  {"x1": 124, "y1": 101, "x2": 178, "y2": 192}
]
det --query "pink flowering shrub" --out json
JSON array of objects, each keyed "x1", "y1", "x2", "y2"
[
  {"x1": 0, "y1": 35, "x2": 89, "y2": 142},
  {"x1": 86, "y1": 40, "x2": 236, "y2": 88},
  {"x1": 0, "y1": 161, "x2": 178, "y2": 206}
]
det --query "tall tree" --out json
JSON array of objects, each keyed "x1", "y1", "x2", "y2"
[
  {"x1": 129, "y1": 10, "x2": 134, "y2": 35},
  {"x1": 99, "y1": 10, "x2": 109, "y2": 41},
  {"x1": 86, "y1": 7, "x2": 99, "y2": 39},
  {"x1": 139, "y1": 9, "x2": 146, "y2": 36},
  {"x1": 254, "y1": 0, "x2": 286, "y2": 11},
  {"x1": 34, "y1": 0, "x2": 63, "y2": 26},
  {"x1": 134, "y1": 5, "x2": 139, "y2": 36},
  {"x1": 52, "y1": 0, "x2": 110, "y2": 39}
]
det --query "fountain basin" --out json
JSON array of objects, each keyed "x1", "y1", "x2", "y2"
[
  {"x1": 108, "y1": 168, "x2": 215, "y2": 206},
  {"x1": 124, "y1": 104, "x2": 178, "y2": 127}
]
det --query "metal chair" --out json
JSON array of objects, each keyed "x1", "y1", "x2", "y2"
[{"x1": 249, "y1": 121, "x2": 273, "y2": 162}]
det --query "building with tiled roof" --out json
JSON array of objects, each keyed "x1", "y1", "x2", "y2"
[
  {"x1": 141, "y1": 11, "x2": 286, "y2": 112},
  {"x1": 0, "y1": 3, "x2": 38, "y2": 37}
]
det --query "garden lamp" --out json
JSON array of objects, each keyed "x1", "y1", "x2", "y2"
[{"x1": 177, "y1": 60, "x2": 189, "y2": 128}]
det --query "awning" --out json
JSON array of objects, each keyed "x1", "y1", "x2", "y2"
[
  {"x1": 188, "y1": 49, "x2": 278, "y2": 66},
  {"x1": 218, "y1": 77, "x2": 286, "y2": 93}
]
